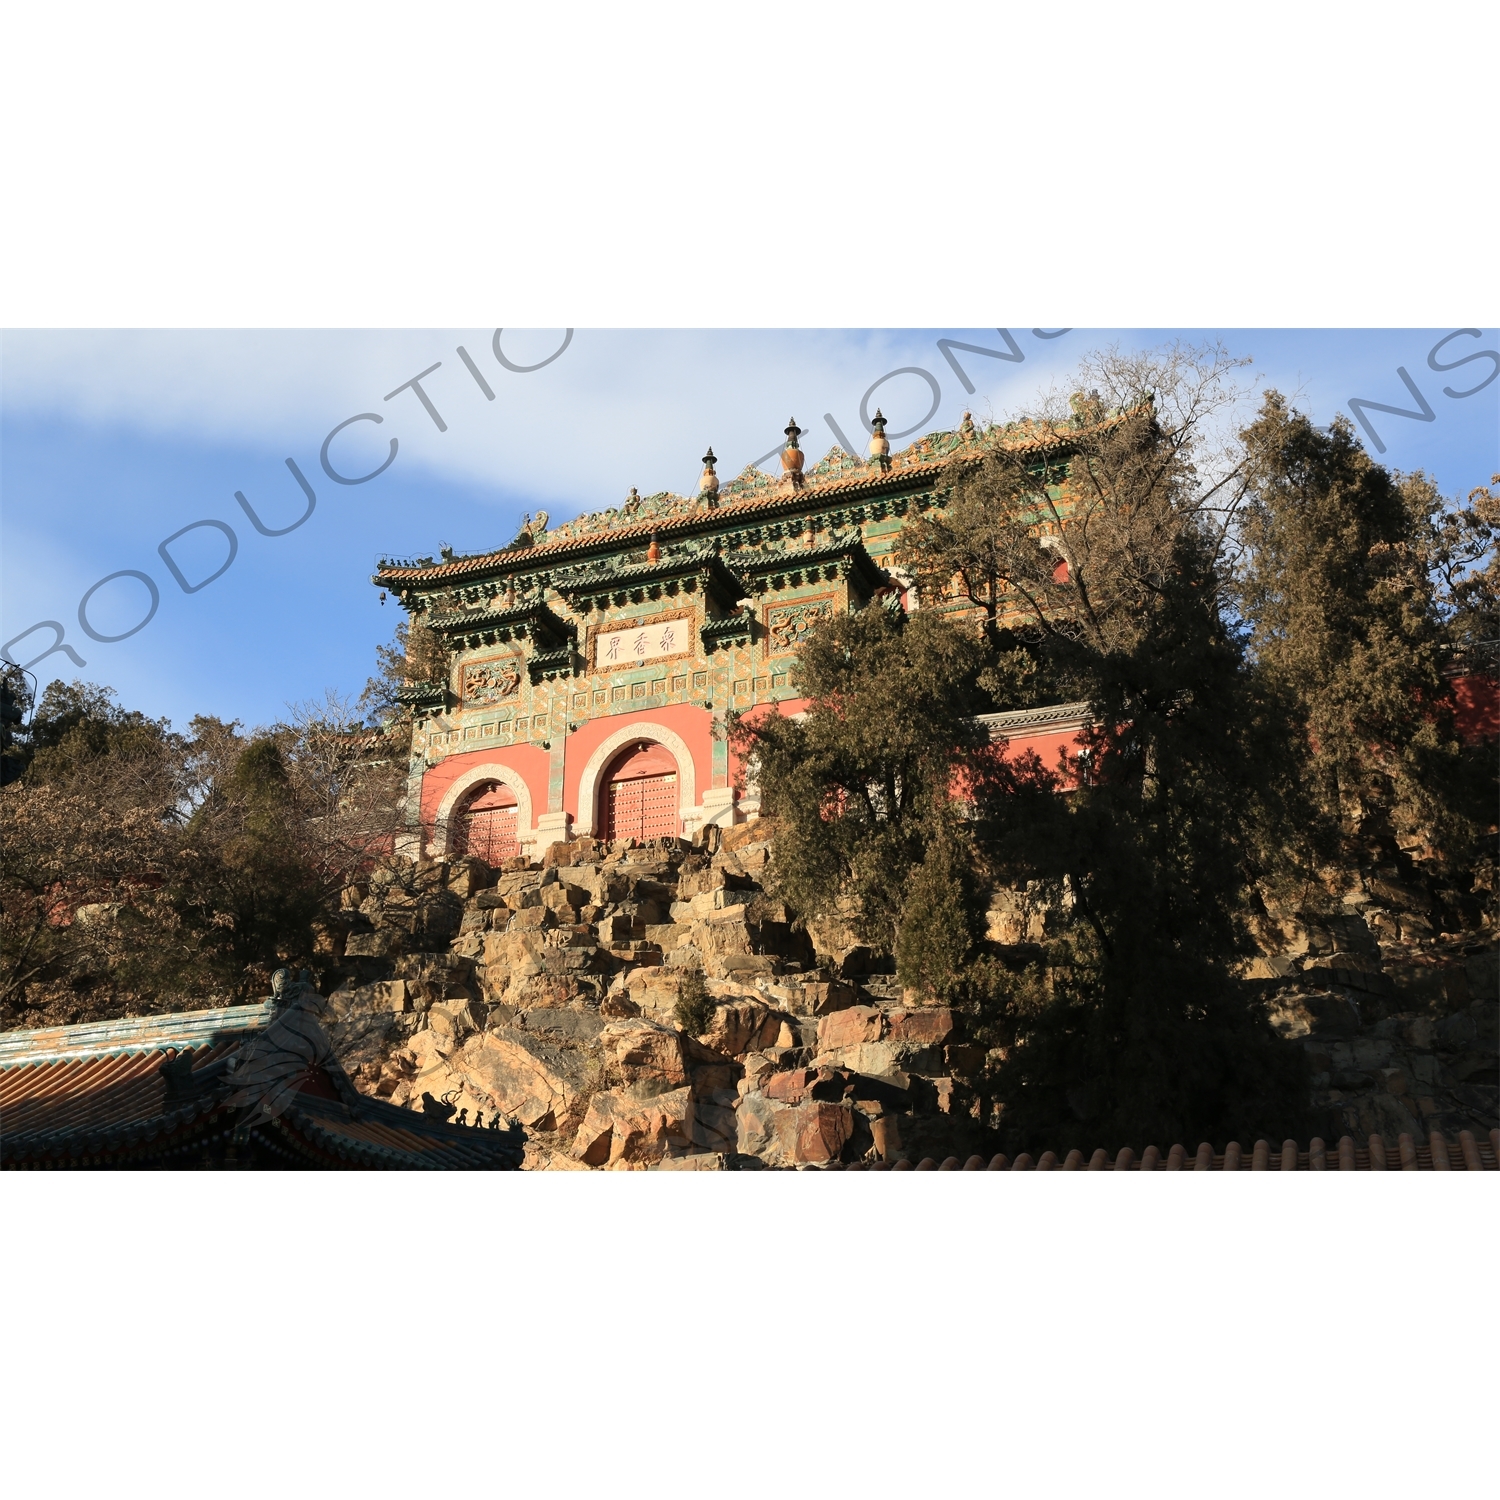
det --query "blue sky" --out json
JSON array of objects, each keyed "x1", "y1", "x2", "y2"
[{"x1": 2, "y1": 327, "x2": 1496, "y2": 731}]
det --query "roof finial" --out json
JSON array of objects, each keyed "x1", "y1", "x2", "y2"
[
  {"x1": 699, "y1": 446, "x2": 719, "y2": 505},
  {"x1": 959, "y1": 411, "x2": 976, "y2": 442},
  {"x1": 781, "y1": 418, "x2": 805, "y2": 488},
  {"x1": 868, "y1": 408, "x2": 891, "y2": 471}
]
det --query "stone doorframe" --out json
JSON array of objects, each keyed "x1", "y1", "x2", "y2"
[
  {"x1": 429, "y1": 761, "x2": 537, "y2": 859},
  {"x1": 573, "y1": 721, "x2": 699, "y2": 839}
]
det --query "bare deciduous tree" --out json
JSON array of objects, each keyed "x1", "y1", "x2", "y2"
[{"x1": 897, "y1": 342, "x2": 1258, "y2": 670}]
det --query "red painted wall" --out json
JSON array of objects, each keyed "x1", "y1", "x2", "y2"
[
  {"x1": 563, "y1": 703, "x2": 715, "y2": 830},
  {"x1": 1450, "y1": 672, "x2": 1499, "y2": 742},
  {"x1": 422, "y1": 700, "x2": 1099, "y2": 846},
  {"x1": 728, "y1": 697, "x2": 810, "y2": 792},
  {"x1": 730, "y1": 699, "x2": 1087, "y2": 792},
  {"x1": 996, "y1": 727, "x2": 1088, "y2": 780},
  {"x1": 419, "y1": 741, "x2": 551, "y2": 836}
]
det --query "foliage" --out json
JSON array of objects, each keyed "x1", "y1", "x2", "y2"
[
  {"x1": 25, "y1": 679, "x2": 180, "y2": 784},
  {"x1": 966, "y1": 514, "x2": 1315, "y2": 1149},
  {"x1": 760, "y1": 346, "x2": 1335, "y2": 1146},
  {"x1": 892, "y1": 830, "x2": 984, "y2": 1001},
  {"x1": 1441, "y1": 475, "x2": 1499, "y2": 648},
  {"x1": 173, "y1": 731, "x2": 326, "y2": 972},
  {"x1": 360, "y1": 617, "x2": 449, "y2": 751},
  {"x1": 672, "y1": 964, "x2": 715, "y2": 1037},
  {"x1": 1237, "y1": 397, "x2": 1497, "y2": 865},
  {"x1": 0, "y1": 679, "x2": 408, "y2": 1029},
  {"x1": 896, "y1": 341, "x2": 1256, "y2": 688},
  {"x1": 729, "y1": 603, "x2": 998, "y2": 967},
  {"x1": 969, "y1": 926, "x2": 1312, "y2": 1152},
  {"x1": 0, "y1": 764, "x2": 182, "y2": 1022}
]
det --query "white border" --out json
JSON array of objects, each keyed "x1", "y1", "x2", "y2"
[
  {"x1": 573, "y1": 721, "x2": 697, "y2": 838},
  {"x1": 429, "y1": 760, "x2": 537, "y2": 859}
]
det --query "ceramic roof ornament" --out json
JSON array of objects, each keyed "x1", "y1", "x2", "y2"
[
  {"x1": 781, "y1": 418, "x2": 805, "y2": 489},
  {"x1": 868, "y1": 408, "x2": 891, "y2": 471},
  {"x1": 699, "y1": 446, "x2": 719, "y2": 506}
]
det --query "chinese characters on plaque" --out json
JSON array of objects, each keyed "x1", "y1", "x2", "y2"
[{"x1": 596, "y1": 619, "x2": 684, "y2": 667}]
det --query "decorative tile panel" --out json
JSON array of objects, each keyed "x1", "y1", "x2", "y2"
[
  {"x1": 764, "y1": 594, "x2": 835, "y2": 655},
  {"x1": 461, "y1": 656, "x2": 522, "y2": 704}
]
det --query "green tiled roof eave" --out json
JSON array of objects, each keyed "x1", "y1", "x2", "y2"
[
  {"x1": 0, "y1": 1002, "x2": 276, "y2": 1065},
  {"x1": 554, "y1": 552, "x2": 749, "y2": 612},
  {"x1": 374, "y1": 454, "x2": 980, "y2": 590},
  {"x1": 729, "y1": 537, "x2": 889, "y2": 597},
  {"x1": 372, "y1": 412, "x2": 1129, "y2": 596}
]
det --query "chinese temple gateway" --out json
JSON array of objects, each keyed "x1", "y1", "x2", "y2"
[{"x1": 375, "y1": 415, "x2": 1087, "y2": 860}]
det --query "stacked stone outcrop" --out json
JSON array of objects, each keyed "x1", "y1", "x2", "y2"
[
  {"x1": 982, "y1": 866, "x2": 1497, "y2": 1144},
  {"x1": 315, "y1": 828, "x2": 1496, "y2": 1168},
  {"x1": 319, "y1": 824, "x2": 991, "y2": 1169},
  {"x1": 1250, "y1": 869, "x2": 1498, "y2": 1143}
]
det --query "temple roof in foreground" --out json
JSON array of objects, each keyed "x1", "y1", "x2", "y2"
[
  {"x1": 820, "y1": 1131, "x2": 1500, "y2": 1170},
  {"x1": 0, "y1": 1001, "x2": 522, "y2": 1170}
]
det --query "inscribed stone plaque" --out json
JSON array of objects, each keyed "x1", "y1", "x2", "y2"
[{"x1": 588, "y1": 607, "x2": 695, "y2": 671}]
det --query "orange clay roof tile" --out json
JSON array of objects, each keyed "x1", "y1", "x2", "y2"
[
  {"x1": 0, "y1": 1041, "x2": 234, "y2": 1145},
  {"x1": 0, "y1": 1004, "x2": 523, "y2": 1170},
  {"x1": 824, "y1": 1130, "x2": 1498, "y2": 1171}
]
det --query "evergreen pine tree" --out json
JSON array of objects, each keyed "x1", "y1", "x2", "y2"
[{"x1": 1238, "y1": 395, "x2": 1496, "y2": 868}]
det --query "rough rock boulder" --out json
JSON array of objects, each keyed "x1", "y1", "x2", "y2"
[
  {"x1": 572, "y1": 1084, "x2": 695, "y2": 1168},
  {"x1": 598, "y1": 1017, "x2": 689, "y2": 1087}
]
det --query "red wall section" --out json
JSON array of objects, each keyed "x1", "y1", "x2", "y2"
[
  {"x1": 421, "y1": 700, "x2": 1098, "y2": 844},
  {"x1": 1451, "y1": 673, "x2": 1499, "y2": 742},
  {"x1": 728, "y1": 697, "x2": 809, "y2": 791},
  {"x1": 997, "y1": 727, "x2": 1087, "y2": 780},
  {"x1": 420, "y1": 742, "x2": 552, "y2": 834},
  {"x1": 563, "y1": 704, "x2": 715, "y2": 827},
  {"x1": 724, "y1": 698, "x2": 1084, "y2": 790}
]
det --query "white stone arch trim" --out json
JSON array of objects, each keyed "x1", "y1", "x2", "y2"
[
  {"x1": 574, "y1": 721, "x2": 698, "y2": 838},
  {"x1": 430, "y1": 761, "x2": 536, "y2": 859}
]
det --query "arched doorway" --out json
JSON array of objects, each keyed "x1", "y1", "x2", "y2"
[
  {"x1": 453, "y1": 780, "x2": 520, "y2": 864},
  {"x1": 600, "y1": 740, "x2": 680, "y2": 841}
]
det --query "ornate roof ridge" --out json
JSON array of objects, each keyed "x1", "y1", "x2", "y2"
[
  {"x1": 976, "y1": 700, "x2": 1094, "y2": 735},
  {"x1": 551, "y1": 546, "x2": 749, "y2": 599},
  {"x1": 0, "y1": 1001, "x2": 276, "y2": 1064},
  {"x1": 376, "y1": 410, "x2": 1124, "y2": 586}
]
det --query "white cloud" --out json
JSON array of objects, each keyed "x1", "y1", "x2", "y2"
[{"x1": 0, "y1": 328, "x2": 1093, "y2": 528}]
